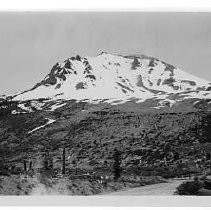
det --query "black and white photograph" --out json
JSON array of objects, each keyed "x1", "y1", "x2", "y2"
[{"x1": 0, "y1": 9, "x2": 211, "y2": 200}]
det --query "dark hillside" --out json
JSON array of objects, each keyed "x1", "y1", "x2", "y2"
[{"x1": 0, "y1": 100, "x2": 210, "y2": 179}]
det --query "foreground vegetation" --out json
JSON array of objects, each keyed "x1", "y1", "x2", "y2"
[
  {"x1": 0, "y1": 171, "x2": 164, "y2": 195},
  {"x1": 0, "y1": 99, "x2": 211, "y2": 195}
]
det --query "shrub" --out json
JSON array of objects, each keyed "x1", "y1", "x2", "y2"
[
  {"x1": 204, "y1": 180, "x2": 211, "y2": 190},
  {"x1": 0, "y1": 167, "x2": 11, "y2": 176},
  {"x1": 175, "y1": 181, "x2": 202, "y2": 195},
  {"x1": 199, "y1": 175, "x2": 207, "y2": 181}
]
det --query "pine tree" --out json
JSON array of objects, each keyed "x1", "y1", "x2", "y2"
[
  {"x1": 43, "y1": 152, "x2": 49, "y2": 170},
  {"x1": 23, "y1": 160, "x2": 27, "y2": 172},
  {"x1": 43, "y1": 150, "x2": 53, "y2": 171},
  {"x1": 206, "y1": 152, "x2": 211, "y2": 160},
  {"x1": 29, "y1": 161, "x2": 32, "y2": 170},
  {"x1": 113, "y1": 148, "x2": 122, "y2": 181},
  {"x1": 62, "y1": 147, "x2": 66, "y2": 174}
]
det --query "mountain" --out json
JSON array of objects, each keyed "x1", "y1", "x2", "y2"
[
  {"x1": 13, "y1": 52, "x2": 211, "y2": 106},
  {"x1": 1, "y1": 52, "x2": 211, "y2": 185}
]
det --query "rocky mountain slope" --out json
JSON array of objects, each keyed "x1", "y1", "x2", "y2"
[
  {"x1": 13, "y1": 52, "x2": 211, "y2": 104},
  {"x1": 0, "y1": 52, "x2": 211, "y2": 180}
]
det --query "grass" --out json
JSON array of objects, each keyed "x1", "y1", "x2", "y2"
[{"x1": 0, "y1": 172, "x2": 164, "y2": 195}]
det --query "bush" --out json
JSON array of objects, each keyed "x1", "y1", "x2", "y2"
[
  {"x1": 199, "y1": 175, "x2": 207, "y2": 181},
  {"x1": 204, "y1": 180, "x2": 211, "y2": 190},
  {"x1": 175, "y1": 181, "x2": 202, "y2": 195}
]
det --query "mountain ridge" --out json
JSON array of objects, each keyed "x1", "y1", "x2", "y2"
[
  {"x1": 1, "y1": 53, "x2": 211, "y2": 188},
  {"x1": 12, "y1": 53, "x2": 211, "y2": 104}
]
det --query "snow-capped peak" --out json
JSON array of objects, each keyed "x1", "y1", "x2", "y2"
[{"x1": 13, "y1": 53, "x2": 211, "y2": 102}]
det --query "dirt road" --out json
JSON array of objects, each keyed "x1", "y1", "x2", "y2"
[{"x1": 103, "y1": 179, "x2": 188, "y2": 195}]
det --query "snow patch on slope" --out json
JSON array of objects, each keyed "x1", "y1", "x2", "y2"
[
  {"x1": 18, "y1": 104, "x2": 33, "y2": 113},
  {"x1": 11, "y1": 110, "x2": 27, "y2": 115},
  {"x1": 12, "y1": 53, "x2": 211, "y2": 109},
  {"x1": 30, "y1": 101, "x2": 45, "y2": 110},
  {"x1": 49, "y1": 103, "x2": 66, "y2": 111},
  {"x1": 28, "y1": 118, "x2": 56, "y2": 134}
]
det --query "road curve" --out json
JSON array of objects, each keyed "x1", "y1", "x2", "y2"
[{"x1": 102, "y1": 179, "x2": 188, "y2": 195}]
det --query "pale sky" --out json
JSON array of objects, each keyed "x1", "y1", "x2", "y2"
[{"x1": 0, "y1": 12, "x2": 211, "y2": 95}]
